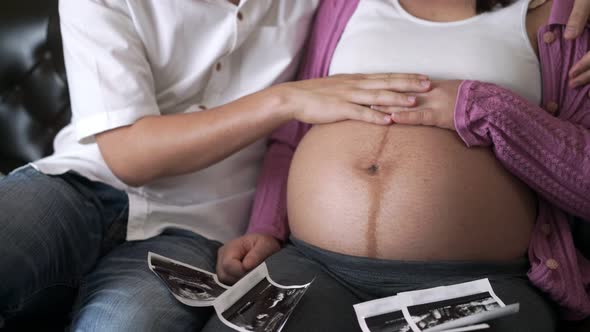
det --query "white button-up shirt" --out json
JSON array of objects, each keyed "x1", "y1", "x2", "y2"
[{"x1": 32, "y1": 0, "x2": 319, "y2": 242}]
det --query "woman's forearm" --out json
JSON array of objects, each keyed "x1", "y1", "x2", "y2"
[{"x1": 455, "y1": 80, "x2": 590, "y2": 220}]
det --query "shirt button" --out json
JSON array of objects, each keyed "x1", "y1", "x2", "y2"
[
  {"x1": 546, "y1": 258, "x2": 559, "y2": 270},
  {"x1": 237, "y1": 11, "x2": 244, "y2": 21},
  {"x1": 541, "y1": 223, "x2": 551, "y2": 235},
  {"x1": 545, "y1": 101, "x2": 559, "y2": 114},
  {"x1": 543, "y1": 31, "x2": 556, "y2": 44},
  {"x1": 216, "y1": 62, "x2": 222, "y2": 71}
]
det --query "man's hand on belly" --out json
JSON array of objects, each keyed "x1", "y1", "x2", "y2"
[
  {"x1": 279, "y1": 73, "x2": 433, "y2": 126},
  {"x1": 374, "y1": 80, "x2": 462, "y2": 131},
  {"x1": 216, "y1": 233, "x2": 281, "y2": 285}
]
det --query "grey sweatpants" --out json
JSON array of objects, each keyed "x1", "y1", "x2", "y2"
[{"x1": 202, "y1": 237, "x2": 556, "y2": 332}]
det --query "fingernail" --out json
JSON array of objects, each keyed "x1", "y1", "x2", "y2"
[
  {"x1": 421, "y1": 80, "x2": 430, "y2": 88},
  {"x1": 383, "y1": 116, "x2": 392, "y2": 124},
  {"x1": 407, "y1": 96, "x2": 416, "y2": 103},
  {"x1": 565, "y1": 26, "x2": 577, "y2": 39},
  {"x1": 570, "y1": 80, "x2": 580, "y2": 88}
]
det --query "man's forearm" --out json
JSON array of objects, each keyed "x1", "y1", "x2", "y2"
[
  {"x1": 96, "y1": 73, "x2": 432, "y2": 186},
  {"x1": 97, "y1": 87, "x2": 291, "y2": 187}
]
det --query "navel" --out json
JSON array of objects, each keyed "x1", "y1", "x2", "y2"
[{"x1": 366, "y1": 164, "x2": 380, "y2": 176}]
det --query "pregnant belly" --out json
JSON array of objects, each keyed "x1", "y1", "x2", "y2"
[{"x1": 287, "y1": 121, "x2": 536, "y2": 261}]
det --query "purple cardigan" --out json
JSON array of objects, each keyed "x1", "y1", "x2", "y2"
[{"x1": 247, "y1": 0, "x2": 590, "y2": 320}]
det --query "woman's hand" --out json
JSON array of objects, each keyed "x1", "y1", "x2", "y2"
[
  {"x1": 569, "y1": 53, "x2": 590, "y2": 88},
  {"x1": 565, "y1": 0, "x2": 590, "y2": 40},
  {"x1": 275, "y1": 73, "x2": 432, "y2": 126},
  {"x1": 566, "y1": 0, "x2": 590, "y2": 88},
  {"x1": 372, "y1": 80, "x2": 461, "y2": 131},
  {"x1": 216, "y1": 233, "x2": 281, "y2": 285}
]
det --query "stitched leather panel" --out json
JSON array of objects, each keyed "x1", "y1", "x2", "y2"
[{"x1": 0, "y1": 0, "x2": 70, "y2": 174}]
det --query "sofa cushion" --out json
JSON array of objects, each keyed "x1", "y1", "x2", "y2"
[{"x1": 0, "y1": 0, "x2": 70, "y2": 174}]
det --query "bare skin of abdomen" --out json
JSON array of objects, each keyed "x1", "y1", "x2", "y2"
[{"x1": 287, "y1": 121, "x2": 536, "y2": 261}]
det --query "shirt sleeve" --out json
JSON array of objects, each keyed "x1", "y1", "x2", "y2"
[
  {"x1": 59, "y1": 0, "x2": 160, "y2": 142},
  {"x1": 246, "y1": 120, "x2": 311, "y2": 241},
  {"x1": 454, "y1": 80, "x2": 590, "y2": 221}
]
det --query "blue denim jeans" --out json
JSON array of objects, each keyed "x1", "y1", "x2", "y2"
[{"x1": 0, "y1": 167, "x2": 221, "y2": 331}]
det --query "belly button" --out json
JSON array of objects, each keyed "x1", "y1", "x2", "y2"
[{"x1": 366, "y1": 164, "x2": 380, "y2": 176}]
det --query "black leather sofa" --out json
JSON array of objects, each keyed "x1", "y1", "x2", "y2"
[
  {"x1": 0, "y1": 0, "x2": 588, "y2": 331},
  {"x1": 0, "y1": 0, "x2": 69, "y2": 175}
]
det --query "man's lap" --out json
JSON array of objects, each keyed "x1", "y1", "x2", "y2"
[
  {"x1": 0, "y1": 167, "x2": 222, "y2": 331},
  {"x1": 71, "y1": 229, "x2": 222, "y2": 332},
  {"x1": 0, "y1": 167, "x2": 120, "y2": 325}
]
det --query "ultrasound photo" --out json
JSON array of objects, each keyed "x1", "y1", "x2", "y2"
[
  {"x1": 148, "y1": 252, "x2": 228, "y2": 306},
  {"x1": 364, "y1": 310, "x2": 412, "y2": 332},
  {"x1": 221, "y1": 278, "x2": 308, "y2": 332},
  {"x1": 149, "y1": 253, "x2": 312, "y2": 332},
  {"x1": 355, "y1": 279, "x2": 519, "y2": 332},
  {"x1": 408, "y1": 292, "x2": 500, "y2": 330}
]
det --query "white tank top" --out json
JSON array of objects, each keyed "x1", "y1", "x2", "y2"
[{"x1": 330, "y1": 0, "x2": 542, "y2": 104}]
